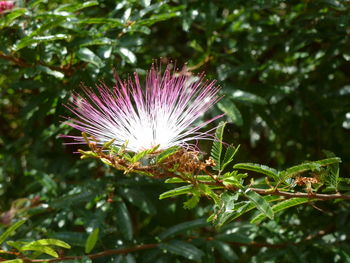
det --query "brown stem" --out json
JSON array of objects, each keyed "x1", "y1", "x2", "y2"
[
  {"x1": 83, "y1": 144, "x2": 350, "y2": 201},
  {"x1": 201, "y1": 181, "x2": 350, "y2": 201},
  {"x1": 31, "y1": 244, "x2": 158, "y2": 262},
  {"x1": 250, "y1": 188, "x2": 350, "y2": 200},
  {"x1": 187, "y1": 55, "x2": 212, "y2": 71},
  {"x1": 0, "y1": 250, "x2": 21, "y2": 256},
  {"x1": 1, "y1": 223, "x2": 336, "y2": 262}
]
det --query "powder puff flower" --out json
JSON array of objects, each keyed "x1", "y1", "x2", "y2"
[
  {"x1": 64, "y1": 64, "x2": 222, "y2": 153},
  {"x1": 0, "y1": 1, "x2": 14, "y2": 13}
]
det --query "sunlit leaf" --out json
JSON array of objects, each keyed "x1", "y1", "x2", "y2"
[
  {"x1": 23, "y1": 239, "x2": 71, "y2": 249},
  {"x1": 56, "y1": 1, "x2": 99, "y2": 12},
  {"x1": 118, "y1": 48, "x2": 137, "y2": 64},
  {"x1": 251, "y1": 198, "x2": 311, "y2": 223},
  {"x1": 77, "y1": 47, "x2": 103, "y2": 68},
  {"x1": 21, "y1": 244, "x2": 59, "y2": 258},
  {"x1": 217, "y1": 100, "x2": 243, "y2": 126},
  {"x1": 284, "y1": 157, "x2": 342, "y2": 177},
  {"x1": 115, "y1": 201, "x2": 133, "y2": 241},
  {"x1": 211, "y1": 122, "x2": 226, "y2": 171},
  {"x1": 0, "y1": 8, "x2": 26, "y2": 28},
  {"x1": 164, "y1": 175, "x2": 215, "y2": 184},
  {"x1": 231, "y1": 90, "x2": 267, "y2": 105},
  {"x1": 233, "y1": 163, "x2": 279, "y2": 181},
  {"x1": 1, "y1": 259, "x2": 24, "y2": 263},
  {"x1": 76, "y1": 18, "x2": 123, "y2": 26},
  {"x1": 85, "y1": 228, "x2": 99, "y2": 253},
  {"x1": 131, "y1": 145, "x2": 159, "y2": 163},
  {"x1": 0, "y1": 220, "x2": 26, "y2": 245},
  {"x1": 159, "y1": 185, "x2": 193, "y2": 199},
  {"x1": 222, "y1": 145, "x2": 240, "y2": 171},
  {"x1": 244, "y1": 190, "x2": 274, "y2": 220},
  {"x1": 14, "y1": 34, "x2": 69, "y2": 51},
  {"x1": 155, "y1": 146, "x2": 180, "y2": 163}
]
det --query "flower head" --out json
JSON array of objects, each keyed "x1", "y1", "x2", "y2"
[
  {"x1": 0, "y1": 1, "x2": 14, "y2": 13},
  {"x1": 64, "y1": 64, "x2": 222, "y2": 152}
]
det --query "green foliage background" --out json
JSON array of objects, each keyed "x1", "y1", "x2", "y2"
[{"x1": 1, "y1": 0, "x2": 350, "y2": 262}]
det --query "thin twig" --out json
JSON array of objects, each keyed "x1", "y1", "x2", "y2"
[
  {"x1": 31, "y1": 244, "x2": 158, "y2": 262},
  {"x1": 250, "y1": 188, "x2": 350, "y2": 200},
  {"x1": 200, "y1": 181, "x2": 350, "y2": 200}
]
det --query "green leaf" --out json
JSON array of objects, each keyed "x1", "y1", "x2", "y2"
[
  {"x1": 85, "y1": 228, "x2": 99, "y2": 253},
  {"x1": 231, "y1": 90, "x2": 267, "y2": 105},
  {"x1": 81, "y1": 38, "x2": 114, "y2": 47},
  {"x1": 251, "y1": 198, "x2": 310, "y2": 223},
  {"x1": 7, "y1": 240, "x2": 26, "y2": 250},
  {"x1": 233, "y1": 163, "x2": 279, "y2": 181},
  {"x1": 158, "y1": 218, "x2": 208, "y2": 240},
  {"x1": 118, "y1": 48, "x2": 137, "y2": 64},
  {"x1": 51, "y1": 191, "x2": 96, "y2": 209},
  {"x1": 214, "y1": 192, "x2": 239, "y2": 226},
  {"x1": 164, "y1": 175, "x2": 215, "y2": 184},
  {"x1": 164, "y1": 177, "x2": 186, "y2": 183},
  {"x1": 183, "y1": 194, "x2": 200, "y2": 209},
  {"x1": 217, "y1": 100, "x2": 243, "y2": 126},
  {"x1": 131, "y1": 145, "x2": 159, "y2": 163},
  {"x1": 20, "y1": 244, "x2": 59, "y2": 258},
  {"x1": 211, "y1": 122, "x2": 226, "y2": 171},
  {"x1": 215, "y1": 232, "x2": 252, "y2": 244},
  {"x1": 23, "y1": 239, "x2": 71, "y2": 249},
  {"x1": 36, "y1": 65, "x2": 64, "y2": 79},
  {"x1": 283, "y1": 157, "x2": 342, "y2": 177},
  {"x1": 77, "y1": 48, "x2": 103, "y2": 68},
  {"x1": 28, "y1": 0, "x2": 45, "y2": 8},
  {"x1": 222, "y1": 171, "x2": 246, "y2": 188},
  {"x1": 315, "y1": 157, "x2": 342, "y2": 166},
  {"x1": 199, "y1": 184, "x2": 222, "y2": 207},
  {"x1": 50, "y1": 232, "x2": 86, "y2": 247},
  {"x1": 160, "y1": 240, "x2": 204, "y2": 261},
  {"x1": 155, "y1": 146, "x2": 180, "y2": 163},
  {"x1": 159, "y1": 185, "x2": 193, "y2": 199},
  {"x1": 136, "y1": 11, "x2": 181, "y2": 26},
  {"x1": 160, "y1": 184, "x2": 223, "y2": 201},
  {"x1": 26, "y1": 17, "x2": 67, "y2": 38},
  {"x1": 115, "y1": 201, "x2": 133, "y2": 241},
  {"x1": 0, "y1": 220, "x2": 26, "y2": 245},
  {"x1": 0, "y1": 8, "x2": 26, "y2": 29},
  {"x1": 14, "y1": 34, "x2": 69, "y2": 51},
  {"x1": 56, "y1": 1, "x2": 99, "y2": 12},
  {"x1": 211, "y1": 240, "x2": 238, "y2": 262},
  {"x1": 135, "y1": 170, "x2": 154, "y2": 177},
  {"x1": 244, "y1": 190, "x2": 274, "y2": 220},
  {"x1": 141, "y1": 0, "x2": 151, "y2": 7},
  {"x1": 119, "y1": 188, "x2": 156, "y2": 215},
  {"x1": 222, "y1": 145, "x2": 240, "y2": 171},
  {"x1": 214, "y1": 196, "x2": 282, "y2": 227},
  {"x1": 283, "y1": 162, "x2": 321, "y2": 177},
  {"x1": 1, "y1": 260, "x2": 24, "y2": 263},
  {"x1": 76, "y1": 18, "x2": 123, "y2": 26},
  {"x1": 102, "y1": 139, "x2": 116, "y2": 149},
  {"x1": 322, "y1": 163, "x2": 340, "y2": 191}
]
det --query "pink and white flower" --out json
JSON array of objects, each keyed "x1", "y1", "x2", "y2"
[
  {"x1": 64, "y1": 64, "x2": 222, "y2": 152},
  {"x1": 0, "y1": 1, "x2": 14, "y2": 13}
]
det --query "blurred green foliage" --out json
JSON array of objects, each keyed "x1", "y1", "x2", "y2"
[{"x1": 1, "y1": 0, "x2": 350, "y2": 262}]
